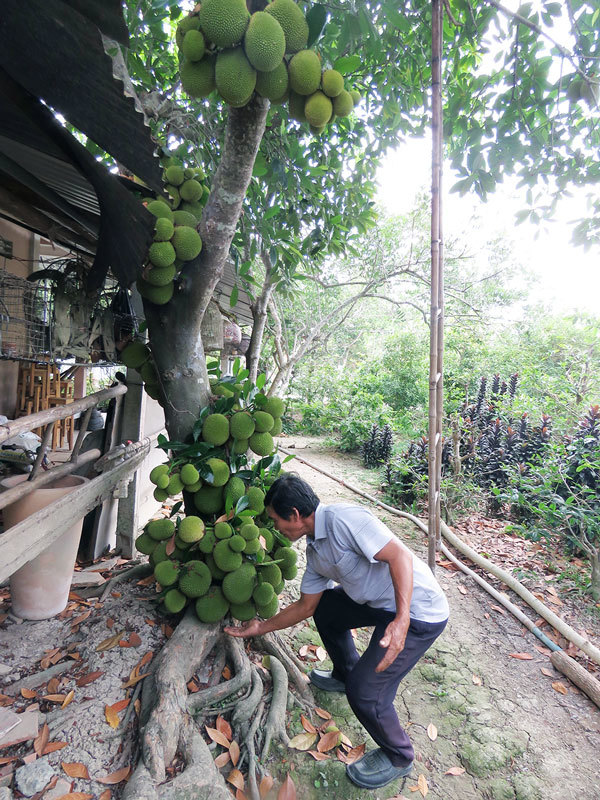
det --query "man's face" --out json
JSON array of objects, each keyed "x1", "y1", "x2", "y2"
[{"x1": 266, "y1": 506, "x2": 309, "y2": 542}]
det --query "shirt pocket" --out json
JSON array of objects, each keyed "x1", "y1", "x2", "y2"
[{"x1": 334, "y1": 550, "x2": 363, "y2": 587}]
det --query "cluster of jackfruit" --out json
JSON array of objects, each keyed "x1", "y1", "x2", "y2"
[
  {"x1": 136, "y1": 486, "x2": 298, "y2": 622},
  {"x1": 176, "y1": 0, "x2": 361, "y2": 136},
  {"x1": 119, "y1": 339, "x2": 161, "y2": 401},
  {"x1": 202, "y1": 390, "x2": 285, "y2": 459}
]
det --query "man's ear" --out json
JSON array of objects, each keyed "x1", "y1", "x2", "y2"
[{"x1": 290, "y1": 507, "x2": 301, "y2": 522}]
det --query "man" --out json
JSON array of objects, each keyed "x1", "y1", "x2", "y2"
[{"x1": 224, "y1": 473, "x2": 449, "y2": 790}]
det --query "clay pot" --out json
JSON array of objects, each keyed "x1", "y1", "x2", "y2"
[{"x1": 1, "y1": 474, "x2": 89, "y2": 620}]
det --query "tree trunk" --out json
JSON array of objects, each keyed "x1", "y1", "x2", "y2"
[
  {"x1": 590, "y1": 547, "x2": 600, "y2": 601},
  {"x1": 246, "y1": 250, "x2": 277, "y2": 382},
  {"x1": 145, "y1": 97, "x2": 269, "y2": 442}
]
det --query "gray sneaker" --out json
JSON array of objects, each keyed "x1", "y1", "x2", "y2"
[
  {"x1": 346, "y1": 748, "x2": 413, "y2": 789},
  {"x1": 308, "y1": 669, "x2": 346, "y2": 692}
]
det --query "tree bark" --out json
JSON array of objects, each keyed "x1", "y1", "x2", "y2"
[{"x1": 246, "y1": 249, "x2": 277, "y2": 382}]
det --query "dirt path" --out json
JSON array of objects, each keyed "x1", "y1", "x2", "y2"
[{"x1": 279, "y1": 436, "x2": 600, "y2": 800}]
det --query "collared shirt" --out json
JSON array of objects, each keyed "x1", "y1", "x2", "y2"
[{"x1": 300, "y1": 503, "x2": 449, "y2": 623}]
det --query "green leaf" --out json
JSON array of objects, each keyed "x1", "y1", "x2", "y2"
[
  {"x1": 256, "y1": 374, "x2": 266, "y2": 390},
  {"x1": 306, "y1": 4, "x2": 327, "y2": 48},
  {"x1": 230, "y1": 285, "x2": 239, "y2": 307},
  {"x1": 264, "y1": 206, "x2": 280, "y2": 221},
  {"x1": 333, "y1": 55, "x2": 361, "y2": 75}
]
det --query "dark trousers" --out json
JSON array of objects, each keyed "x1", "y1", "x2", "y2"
[{"x1": 313, "y1": 587, "x2": 447, "y2": 767}]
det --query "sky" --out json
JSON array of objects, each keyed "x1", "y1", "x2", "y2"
[{"x1": 376, "y1": 138, "x2": 600, "y2": 316}]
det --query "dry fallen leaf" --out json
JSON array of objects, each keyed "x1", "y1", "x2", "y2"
[
  {"x1": 338, "y1": 743, "x2": 365, "y2": 764},
  {"x1": 552, "y1": 681, "x2": 568, "y2": 695},
  {"x1": 98, "y1": 791, "x2": 111, "y2": 800},
  {"x1": 128, "y1": 632, "x2": 142, "y2": 648},
  {"x1": 444, "y1": 765, "x2": 466, "y2": 775},
  {"x1": 205, "y1": 726, "x2": 231, "y2": 749},
  {"x1": 21, "y1": 688, "x2": 37, "y2": 699},
  {"x1": 96, "y1": 765, "x2": 131, "y2": 784},
  {"x1": 472, "y1": 674, "x2": 482, "y2": 685},
  {"x1": 490, "y1": 605, "x2": 506, "y2": 615},
  {"x1": 300, "y1": 715, "x2": 317, "y2": 734},
  {"x1": 417, "y1": 773, "x2": 429, "y2": 797},
  {"x1": 61, "y1": 690, "x2": 75, "y2": 709},
  {"x1": 216, "y1": 715, "x2": 232, "y2": 741},
  {"x1": 121, "y1": 672, "x2": 149, "y2": 689},
  {"x1": 541, "y1": 667, "x2": 554, "y2": 677},
  {"x1": 62, "y1": 761, "x2": 90, "y2": 779},
  {"x1": 288, "y1": 732, "x2": 317, "y2": 751},
  {"x1": 227, "y1": 768, "x2": 244, "y2": 790},
  {"x1": 314, "y1": 707, "x2": 331, "y2": 720},
  {"x1": 229, "y1": 740, "x2": 240, "y2": 766},
  {"x1": 54, "y1": 793, "x2": 93, "y2": 800},
  {"x1": 277, "y1": 774, "x2": 296, "y2": 800},
  {"x1": 259, "y1": 774, "x2": 274, "y2": 799},
  {"x1": 317, "y1": 731, "x2": 341, "y2": 753},
  {"x1": 214, "y1": 751, "x2": 231, "y2": 768},
  {"x1": 426, "y1": 723, "x2": 438, "y2": 741},
  {"x1": 457, "y1": 585, "x2": 468, "y2": 595},
  {"x1": 105, "y1": 705, "x2": 120, "y2": 729},
  {"x1": 42, "y1": 741, "x2": 68, "y2": 755},
  {"x1": 315, "y1": 646, "x2": 327, "y2": 661},
  {"x1": 96, "y1": 631, "x2": 125, "y2": 652},
  {"x1": 508, "y1": 653, "x2": 534, "y2": 660},
  {"x1": 77, "y1": 670, "x2": 103, "y2": 688},
  {"x1": 307, "y1": 750, "x2": 330, "y2": 761},
  {"x1": 33, "y1": 723, "x2": 50, "y2": 757}
]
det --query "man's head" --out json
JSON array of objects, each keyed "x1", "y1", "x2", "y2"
[{"x1": 264, "y1": 473, "x2": 320, "y2": 541}]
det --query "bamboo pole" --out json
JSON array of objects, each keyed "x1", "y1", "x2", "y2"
[{"x1": 428, "y1": 0, "x2": 444, "y2": 569}]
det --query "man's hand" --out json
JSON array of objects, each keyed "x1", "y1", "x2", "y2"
[
  {"x1": 224, "y1": 619, "x2": 263, "y2": 638},
  {"x1": 377, "y1": 618, "x2": 408, "y2": 672}
]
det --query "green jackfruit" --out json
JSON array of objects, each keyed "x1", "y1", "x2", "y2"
[
  {"x1": 213, "y1": 539, "x2": 243, "y2": 572},
  {"x1": 256, "y1": 595, "x2": 279, "y2": 618},
  {"x1": 253, "y1": 581, "x2": 275, "y2": 606},
  {"x1": 244, "y1": 11, "x2": 286, "y2": 72},
  {"x1": 258, "y1": 561, "x2": 282, "y2": 586},
  {"x1": 164, "y1": 588, "x2": 187, "y2": 613},
  {"x1": 265, "y1": 0, "x2": 308, "y2": 54},
  {"x1": 195, "y1": 586, "x2": 229, "y2": 623},
  {"x1": 147, "y1": 200, "x2": 174, "y2": 221},
  {"x1": 121, "y1": 341, "x2": 150, "y2": 369},
  {"x1": 281, "y1": 563, "x2": 298, "y2": 580},
  {"x1": 222, "y1": 562, "x2": 256, "y2": 603},
  {"x1": 149, "y1": 242, "x2": 176, "y2": 268},
  {"x1": 229, "y1": 534, "x2": 246, "y2": 552},
  {"x1": 150, "y1": 464, "x2": 169, "y2": 484},
  {"x1": 174, "y1": 534, "x2": 193, "y2": 551},
  {"x1": 243, "y1": 538, "x2": 261, "y2": 555},
  {"x1": 321, "y1": 69, "x2": 344, "y2": 98},
  {"x1": 215, "y1": 48, "x2": 256, "y2": 107},
  {"x1": 194, "y1": 485, "x2": 224, "y2": 515},
  {"x1": 180, "y1": 200, "x2": 205, "y2": 218},
  {"x1": 273, "y1": 579, "x2": 285, "y2": 595},
  {"x1": 305, "y1": 91, "x2": 333, "y2": 127},
  {"x1": 165, "y1": 184, "x2": 180, "y2": 207},
  {"x1": 350, "y1": 90, "x2": 361, "y2": 106},
  {"x1": 167, "y1": 473, "x2": 184, "y2": 495},
  {"x1": 153, "y1": 487, "x2": 169, "y2": 502},
  {"x1": 182, "y1": 29, "x2": 206, "y2": 62},
  {"x1": 176, "y1": 14, "x2": 201, "y2": 49},
  {"x1": 256, "y1": 60, "x2": 289, "y2": 102},
  {"x1": 178, "y1": 515, "x2": 205, "y2": 543},
  {"x1": 205, "y1": 457, "x2": 230, "y2": 487},
  {"x1": 146, "y1": 265, "x2": 177, "y2": 287},
  {"x1": 202, "y1": 414, "x2": 230, "y2": 445},
  {"x1": 172, "y1": 226, "x2": 202, "y2": 261},
  {"x1": 147, "y1": 517, "x2": 176, "y2": 541},
  {"x1": 246, "y1": 486, "x2": 265, "y2": 513},
  {"x1": 273, "y1": 546, "x2": 297, "y2": 569},
  {"x1": 165, "y1": 166, "x2": 185, "y2": 187},
  {"x1": 179, "y1": 180, "x2": 202, "y2": 203},
  {"x1": 180, "y1": 56, "x2": 216, "y2": 99},
  {"x1": 198, "y1": 530, "x2": 216, "y2": 554},
  {"x1": 249, "y1": 431, "x2": 274, "y2": 456},
  {"x1": 184, "y1": 479, "x2": 202, "y2": 493},
  {"x1": 154, "y1": 217, "x2": 175, "y2": 241},
  {"x1": 154, "y1": 559, "x2": 180, "y2": 587},
  {"x1": 288, "y1": 90, "x2": 306, "y2": 122},
  {"x1": 232, "y1": 438, "x2": 249, "y2": 455},
  {"x1": 179, "y1": 560, "x2": 211, "y2": 598},
  {"x1": 240, "y1": 522, "x2": 259, "y2": 540},
  {"x1": 230, "y1": 600, "x2": 256, "y2": 621},
  {"x1": 137, "y1": 279, "x2": 174, "y2": 306},
  {"x1": 135, "y1": 532, "x2": 157, "y2": 555},
  {"x1": 253, "y1": 411, "x2": 274, "y2": 433},
  {"x1": 173, "y1": 210, "x2": 198, "y2": 227},
  {"x1": 225, "y1": 476, "x2": 246, "y2": 506},
  {"x1": 230, "y1": 411, "x2": 255, "y2": 439},
  {"x1": 180, "y1": 463, "x2": 200, "y2": 486},
  {"x1": 206, "y1": 553, "x2": 226, "y2": 579},
  {"x1": 198, "y1": 0, "x2": 250, "y2": 48},
  {"x1": 271, "y1": 418, "x2": 282, "y2": 436},
  {"x1": 259, "y1": 527, "x2": 274, "y2": 550},
  {"x1": 214, "y1": 521, "x2": 233, "y2": 539},
  {"x1": 288, "y1": 50, "x2": 321, "y2": 95},
  {"x1": 154, "y1": 473, "x2": 169, "y2": 490},
  {"x1": 333, "y1": 89, "x2": 353, "y2": 117},
  {"x1": 262, "y1": 397, "x2": 285, "y2": 418}
]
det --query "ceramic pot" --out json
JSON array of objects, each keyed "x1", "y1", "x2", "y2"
[{"x1": 1, "y1": 474, "x2": 88, "y2": 620}]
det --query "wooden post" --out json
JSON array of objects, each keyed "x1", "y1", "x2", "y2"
[{"x1": 428, "y1": 0, "x2": 444, "y2": 570}]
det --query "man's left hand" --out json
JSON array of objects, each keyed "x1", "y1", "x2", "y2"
[{"x1": 377, "y1": 618, "x2": 408, "y2": 672}]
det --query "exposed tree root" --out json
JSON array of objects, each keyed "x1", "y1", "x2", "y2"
[
  {"x1": 257, "y1": 633, "x2": 313, "y2": 706},
  {"x1": 188, "y1": 636, "x2": 251, "y2": 714},
  {"x1": 82, "y1": 561, "x2": 151, "y2": 599},
  {"x1": 232, "y1": 666, "x2": 263, "y2": 736},
  {"x1": 261, "y1": 656, "x2": 290, "y2": 760}
]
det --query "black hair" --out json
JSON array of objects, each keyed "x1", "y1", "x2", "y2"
[{"x1": 264, "y1": 473, "x2": 320, "y2": 519}]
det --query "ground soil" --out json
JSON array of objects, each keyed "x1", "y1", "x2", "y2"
[{"x1": 0, "y1": 434, "x2": 598, "y2": 800}]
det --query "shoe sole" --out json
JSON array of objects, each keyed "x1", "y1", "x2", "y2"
[
  {"x1": 308, "y1": 676, "x2": 346, "y2": 692},
  {"x1": 345, "y1": 763, "x2": 412, "y2": 789}
]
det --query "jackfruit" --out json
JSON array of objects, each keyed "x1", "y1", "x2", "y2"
[
  {"x1": 154, "y1": 559, "x2": 180, "y2": 586},
  {"x1": 178, "y1": 515, "x2": 205, "y2": 543},
  {"x1": 140, "y1": 361, "x2": 158, "y2": 384},
  {"x1": 213, "y1": 539, "x2": 243, "y2": 572},
  {"x1": 184, "y1": 479, "x2": 202, "y2": 493},
  {"x1": 243, "y1": 537, "x2": 261, "y2": 555},
  {"x1": 174, "y1": 533, "x2": 193, "y2": 550},
  {"x1": 225, "y1": 475, "x2": 246, "y2": 506},
  {"x1": 253, "y1": 581, "x2": 275, "y2": 606},
  {"x1": 273, "y1": 546, "x2": 297, "y2": 569},
  {"x1": 206, "y1": 553, "x2": 226, "y2": 579},
  {"x1": 180, "y1": 463, "x2": 200, "y2": 486},
  {"x1": 229, "y1": 534, "x2": 246, "y2": 552},
  {"x1": 173, "y1": 210, "x2": 198, "y2": 227},
  {"x1": 216, "y1": 48, "x2": 257, "y2": 106},
  {"x1": 249, "y1": 431, "x2": 274, "y2": 456},
  {"x1": 230, "y1": 411, "x2": 255, "y2": 439},
  {"x1": 172, "y1": 226, "x2": 202, "y2": 261},
  {"x1": 202, "y1": 414, "x2": 230, "y2": 445},
  {"x1": 149, "y1": 242, "x2": 176, "y2": 268},
  {"x1": 184, "y1": 167, "x2": 195, "y2": 180},
  {"x1": 256, "y1": 595, "x2": 279, "y2": 618},
  {"x1": 176, "y1": 15, "x2": 201, "y2": 49},
  {"x1": 137, "y1": 279, "x2": 174, "y2": 306},
  {"x1": 205, "y1": 457, "x2": 230, "y2": 487},
  {"x1": 121, "y1": 341, "x2": 150, "y2": 369},
  {"x1": 164, "y1": 588, "x2": 187, "y2": 613},
  {"x1": 180, "y1": 200, "x2": 205, "y2": 218},
  {"x1": 214, "y1": 521, "x2": 233, "y2": 539},
  {"x1": 150, "y1": 464, "x2": 169, "y2": 484},
  {"x1": 253, "y1": 411, "x2": 274, "y2": 433},
  {"x1": 147, "y1": 200, "x2": 174, "y2": 221},
  {"x1": 165, "y1": 166, "x2": 185, "y2": 187},
  {"x1": 195, "y1": 586, "x2": 229, "y2": 623},
  {"x1": 288, "y1": 50, "x2": 321, "y2": 95},
  {"x1": 256, "y1": 61, "x2": 289, "y2": 102},
  {"x1": 147, "y1": 518, "x2": 176, "y2": 541},
  {"x1": 273, "y1": 579, "x2": 285, "y2": 595},
  {"x1": 194, "y1": 485, "x2": 224, "y2": 514},
  {"x1": 258, "y1": 561, "x2": 282, "y2": 586},
  {"x1": 135, "y1": 531, "x2": 157, "y2": 555},
  {"x1": 222, "y1": 562, "x2": 257, "y2": 603},
  {"x1": 155, "y1": 473, "x2": 169, "y2": 490},
  {"x1": 167, "y1": 473, "x2": 184, "y2": 496},
  {"x1": 262, "y1": 397, "x2": 285, "y2": 418},
  {"x1": 198, "y1": 530, "x2": 216, "y2": 554},
  {"x1": 198, "y1": 0, "x2": 250, "y2": 48},
  {"x1": 153, "y1": 487, "x2": 169, "y2": 502},
  {"x1": 165, "y1": 185, "x2": 180, "y2": 207},
  {"x1": 310, "y1": 125, "x2": 326, "y2": 136},
  {"x1": 146, "y1": 265, "x2": 177, "y2": 287},
  {"x1": 321, "y1": 69, "x2": 344, "y2": 98},
  {"x1": 259, "y1": 527, "x2": 274, "y2": 550},
  {"x1": 350, "y1": 89, "x2": 361, "y2": 106},
  {"x1": 230, "y1": 600, "x2": 256, "y2": 621},
  {"x1": 240, "y1": 522, "x2": 259, "y2": 540},
  {"x1": 271, "y1": 417, "x2": 282, "y2": 436},
  {"x1": 232, "y1": 438, "x2": 249, "y2": 455},
  {"x1": 179, "y1": 180, "x2": 202, "y2": 203},
  {"x1": 288, "y1": 90, "x2": 307, "y2": 122},
  {"x1": 265, "y1": 0, "x2": 308, "y2": 54},
  {"x1": 246, "y1": 486, "x2": 265, "y2": 513},
  {"x1": 179, "y1": 560, "x2": 211, "y2": 598},
  {"x1": 333, "y1": 89, "x2": 353, "y2": 117},
  {"x1": 281, "y1": 563, "x2": 298, "y2": 580},
  {"x1": 305, "y1": 91, "x2": 332, "y2": 127},
  {"x1": 182, "y1": 29, "x2": 206, "y2": 62},
  {"x1": 154, "y1": 217, "x2": 175, "y2": 241},
  {"x1": 244, "y1": 11, "x2": 286, "y2": 72},
  {"x1": 180, "y1": 56, "x2": 216, "y2": 99}
]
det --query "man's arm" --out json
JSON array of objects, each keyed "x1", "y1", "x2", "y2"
[
  {"x1": 373, "y1": 538, "x2": 413, "y2": 672},
  {"x1": 224, "y1": 591, "x2": 323, "y2": 638}
]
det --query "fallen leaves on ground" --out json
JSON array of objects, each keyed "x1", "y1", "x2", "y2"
[
  {"x1": 62, "y1": 761, "x2": 90, "y2": 779},
  {"x1": 205, "y1": 726, "x2": 231, "y2": 749},
  {"x1": 509, "y1": 653, "x2": 534, "y2": 660},
  {"x1": 314, "y1": 707, "x2": 331, "y2": 720},
  {"x1": 227, "y1": 768, "x2": 244, "y2": 790},
  {"x1": 288, "y1": 732, "x2": 317, "y2": 751},
  {"x1": 541, "y1": 667, "x2": 554, "y2": 677},
  {"x1": 300, "y1": 714, "x2": 316, "y2": 733},
  {"x1": 33, "y1": 723, "x2": 49, "y2": 757},
  {"x1": 54, "y1": 793, "x2": 94, "y2": 800},
  {"x1": 444, "y1": 765, "x2": 466, "y2": 775},
  {"x1": 96, "y1": 765, "x2": 131, "y2": 784},
  {"x1": 317, "y1": 730, "x2": 341, "y2": 752},
  {"x1": 307, "y1": 750, "x2": 329, "y2": 761},
  {"x1": 259, "y1": 774, "x2": 274, "y2": 798},
  {"x1": 277, "y1": 774, "x2": 296, "y2": 800},
  {"x1": 214, "y1": 751, "x2": 230, "y2": 768},
  {"x1": 472, "y1": 674, "x2": 482, "y2": 685},
  {"x1": 20, "y1": 688, "x2": 37, "y2": 699},
  {"x1": 76, "y1": 670, "x2": 103, "y2": 687},
  {"x1": 229, "y1": 740, "x2": 240, "y2": 766},
  {"x1": 552, "y1": 681, "x2": 569, "y2": 695},
  {"x1": 216, "y1": 715, "x2": 232, "y2": 741},
  {"x1": 104, "y1": 705, "x2": 120, "y2": 729},
  {"x1": 96, "y1": 632, "x2": 125, "y2": 652},
  {"x1": 426, "y1": 723, "x2": 437, "y2": 741},
  {"x1": 336, "y1": 743, "x2": 365, "y2": 764}
]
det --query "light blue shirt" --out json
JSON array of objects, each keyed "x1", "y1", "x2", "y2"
[{"x1": 300, "y1": 503, "x2": 449, "y2": 623}]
